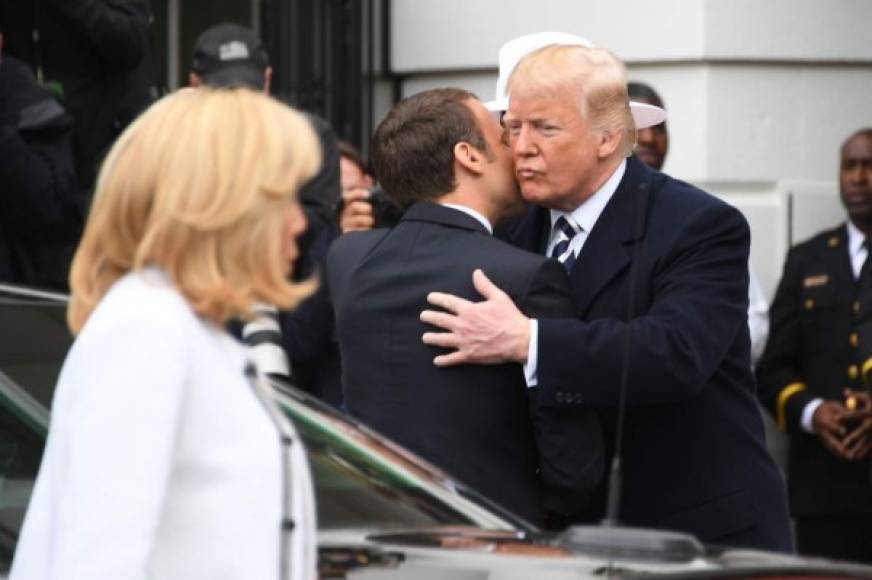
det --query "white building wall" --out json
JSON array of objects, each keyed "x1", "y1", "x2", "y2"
[{"x1": 385, "y1": 0, "x2": 872, "y2": 300}]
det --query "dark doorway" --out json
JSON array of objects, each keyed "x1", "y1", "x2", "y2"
[
  {"x1": 151, "y1": 0, "x2": 384, "y2": 152},
  {"x1": 261, "y1": 0, "x2": 380, "y2": 151}
]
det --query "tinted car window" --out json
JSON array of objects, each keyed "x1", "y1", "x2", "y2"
[
  {"x1": 0, "y1": 288, "x2": 67, "y2": 574},
  {"x1": 286, "y1": 398, "x2": 479, "y2": 529},
  {"x1": 0, "y1": 289, "x2": 71, "y2": 410},
  {"x1": 0, "y1": 374, "x2": 47, "y2": 575}
]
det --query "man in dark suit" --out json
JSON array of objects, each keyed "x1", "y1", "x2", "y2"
[
  {"x1": 420, "y1": 35, "x2": 792, "y2": 551},
  {"x1": 327, "y1": 88, "x2": 603, "y2": 526},
  {"x1": 756, "y1": 128, "x2": 872, "y2": 563}
]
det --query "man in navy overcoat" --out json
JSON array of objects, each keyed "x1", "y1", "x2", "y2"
[{"x1": 421, "y1": 33, "x2": 792, "y2": 551}]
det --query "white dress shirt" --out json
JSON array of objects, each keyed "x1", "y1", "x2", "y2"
[
  {"x1": 800, "y1": 221, "x2": 868, "y2": 432},
  {"x1": 525, "y1": 160, "x2": 627, "y2": 386},
  {"x1": 748, "y1": 268, "x2": 770, "y2": 367},
  {"x1": 10, "y1": 268, "x2": 317, "y2": 580},
  {"x1": 442, "y1": 203, "x2": 494, "y2": 233}
]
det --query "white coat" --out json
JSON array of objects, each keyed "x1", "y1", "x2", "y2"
[{"x1": 10, "y1": 269, "x2": 316, "y2": 580}]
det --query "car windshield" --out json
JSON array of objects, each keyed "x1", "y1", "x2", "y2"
[{"x1": 0, "y1": 284, "x2": 517, "y2": 574}]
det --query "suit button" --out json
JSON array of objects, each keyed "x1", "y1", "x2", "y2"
[
  {"x1": 854, "y1": 301, "x2": 861, "y2": 314},
  {"x1": 851, "y1": 333, "x2": 859, "y2": 348},
  {"x1": 848, "y1": 365, "x2": 859, "y2": 380},
  {"x1": 804, "y1": 299, "x2": 815, "y2": 310}
]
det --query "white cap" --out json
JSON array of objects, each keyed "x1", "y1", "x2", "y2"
[{"x1": 484, "y1": 32, "x2": 667, "y2": 129}]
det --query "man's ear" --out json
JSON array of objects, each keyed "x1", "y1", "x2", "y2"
[
  {"x1": 454, "y1": 141, "x2": 485, "y2": 175},
  {"x1": 597, "y1": 127, "x2": 623, "y2": 159}
]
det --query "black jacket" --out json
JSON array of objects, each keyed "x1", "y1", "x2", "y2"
[
  {"x1": 0, "y1": 55, "x2": 78, "y2": 288},
  {"x1": 281, "y1": 223, "x2": 343, "y2": 407},
  {"x1": 757, "y1": 223, "x2": 872, "y2": 517},
  {"x1": 0, "y1": 0, "x2": 154, "y2": 198},
  {"x1": 297, "y1": 113, "x2": 341, "y2": 241},
  {"x1": 328, "y1": 202, "x2": 604, "y2": 525}
]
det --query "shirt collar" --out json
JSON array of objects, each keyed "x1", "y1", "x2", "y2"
[
  {"x1": 441, "y1": 203, "x2": 493, "y2": 234},
  {"x1": 549, "y1": 159, "x2": 626, "y2": 233},
  {"x1": 847, "y1": 219, "x2": 866, "y2": 258}
]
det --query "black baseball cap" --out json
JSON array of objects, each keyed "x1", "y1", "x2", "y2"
[{"x1": 191, "y1": 23, "x2": 269, "y2": 89}]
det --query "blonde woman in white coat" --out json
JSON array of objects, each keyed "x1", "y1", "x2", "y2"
[{"x1": 10, "y1": 87, "x2": 320, "y2": 580}]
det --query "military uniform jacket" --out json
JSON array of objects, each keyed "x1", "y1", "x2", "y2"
[{"x1": 757, "y1": 223, "x2": 872, "y2": 516}]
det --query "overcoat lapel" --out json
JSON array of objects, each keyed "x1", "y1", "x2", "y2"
[
  {"x1": 570, "y1": 158, "x2": 652, "y2": 315},
  {"x1": 498, "y1": 204, "x2": 551, "y2": 254}
]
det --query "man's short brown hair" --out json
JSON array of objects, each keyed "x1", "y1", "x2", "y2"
[{"x1": 371, "y1": 88, "x2": 489, "y2": 208}]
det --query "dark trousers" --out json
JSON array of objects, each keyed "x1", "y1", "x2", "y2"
[{"x1": 796, "y1": 516, "x2": 872, "y2": 564}]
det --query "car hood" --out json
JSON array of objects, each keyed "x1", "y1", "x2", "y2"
[{"x1": 317, "y1": 526, "x2": 872, "y2": 579}]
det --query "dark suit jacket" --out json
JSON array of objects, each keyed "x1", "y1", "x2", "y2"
[
  {"x1": 757, "y1": 224, "x2": 872, "y2": 517},
  {"x1": 498, "y1": 156, "x2": 792, "y2": 550},
  {"x1": 281, "y1": 223, "x2": 343, "y2": 408},
  {"x1": 327, "y1": 202, "x2": 604, "y2": 525}
]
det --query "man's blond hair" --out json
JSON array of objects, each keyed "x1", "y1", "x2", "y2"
[
  {"x1": 508, "y1": 44, "x2": 636, "y2": 156},
  {"x1": 68, "y1": 87, "x2": 321, "y2": 334}
]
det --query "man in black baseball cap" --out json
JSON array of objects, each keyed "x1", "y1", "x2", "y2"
[
  {"x1": 190, "y1": 23, "x2": 271, "y2": 92},
  {"x1": 188, "y1": 22, "x2": 339, "y2": 233},
  {"x1": 189, "y1": 22, "x2": 345, "y2": 407}
]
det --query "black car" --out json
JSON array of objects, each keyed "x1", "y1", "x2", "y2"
[{"x1": 2, "y1": 282, "x2": 871, "y2": 579}]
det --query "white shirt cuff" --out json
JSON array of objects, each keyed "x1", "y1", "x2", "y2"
[
  {"x1": 801, "y1": 398, "x2": 824, "y2": 433},
  {"x1": 524, "y1": 319, "x2": 538, "y2": 388}
]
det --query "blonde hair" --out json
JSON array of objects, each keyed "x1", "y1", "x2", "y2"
[
  {"x1": 68, "y1": 87, "x2": 321, "y2": 334},
  {"x1": 508, "y1": 44, "x2": 636, "y2": 156}
]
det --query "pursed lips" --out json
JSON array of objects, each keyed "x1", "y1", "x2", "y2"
[{"x1": 516, "y1": 168, "x2": 540, "y2": 180}]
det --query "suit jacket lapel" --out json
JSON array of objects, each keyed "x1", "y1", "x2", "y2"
[
  {"x1": 496, "y1": 204, "x2": 551, "y2": 253},
  {"x1": 570, "y1": 157, "x2": 652, "y2": 314}
]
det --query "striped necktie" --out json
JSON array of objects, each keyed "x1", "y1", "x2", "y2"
[
  {"x1": 551, "y1": 215, "x2": 582, "y2": 272},
  {"x1": 242, "y1": 303, "x2": 293, "y2": 381}
]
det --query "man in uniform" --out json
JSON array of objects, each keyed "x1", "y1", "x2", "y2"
[{"x1": 757, "y1": 128, "x2": 872, "y2": 563}]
